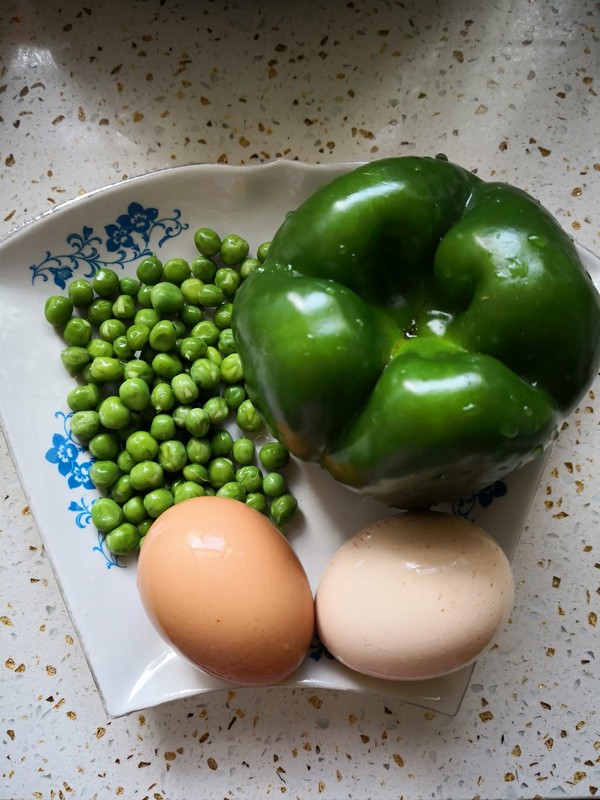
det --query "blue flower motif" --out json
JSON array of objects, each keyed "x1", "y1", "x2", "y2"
[
  {"x1": 118, "y1": 202, "x2": 158, "y2": 234},
  {"x1": 69, "y1": 498, "x2": 92, "y2": 529},
  {"x1": 45, "y1": 432, "x2": 81, "y2": 477},
  {"x1": 104, "y1": 223, "x2": 135, "y2": 253},
  {"x1": 452, "y1": 479, "x2": 508, "y2": 518},
  {"x1": 30, "y1": 202, "x2": 188, "y2": 285},
  {"x1": 477, "y1": 480, "x2": 507, "y2": 508},
  {"x1": 67, "y1": 460, "x2": 94, "y2": 491},
  {"x1": 49, "y1": 265, "x2": 74, "y2": 289}
]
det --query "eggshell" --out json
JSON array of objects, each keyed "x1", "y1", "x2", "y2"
[
  {"x1": 137, "y1": 496, "x2": 315, "y2": 686},
  {"x1": 315, "y1": 510, "x2": 514, "y2": 681}
]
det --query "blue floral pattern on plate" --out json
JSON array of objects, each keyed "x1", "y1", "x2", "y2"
[
  {"x1": 30, "y1": 201, "x2": 188, "y2": 288},
  {"x1": 45, "y1": 412, "x2": 123, "y2": 569},
  {"x1": 40, "y1": 198, "x2": 189, "y2": 565}
]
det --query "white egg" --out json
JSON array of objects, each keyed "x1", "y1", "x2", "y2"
[{"x1": 315, "y1": 510, "x2": 514, "y2": 681}]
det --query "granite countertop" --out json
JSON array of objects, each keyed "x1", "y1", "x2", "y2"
[{"x1": 1, "y1": 1, "x2": 599, "y2": 798}]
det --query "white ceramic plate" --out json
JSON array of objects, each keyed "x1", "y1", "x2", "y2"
[{"x1": 1, "y1": 161, "x2": 598, "y2": 717}]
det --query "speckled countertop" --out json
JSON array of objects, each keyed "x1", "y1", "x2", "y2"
[{"x1": 1, "y1": 1, "x2": 599, "y2": 798}]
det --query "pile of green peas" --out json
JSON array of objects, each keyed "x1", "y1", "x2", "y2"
[{"x1": 44, "y1": 228, "x2": 298, "y2": 556}]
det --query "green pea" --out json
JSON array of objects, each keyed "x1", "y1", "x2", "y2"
[
  {"x1": 220, "y1": 233, "x2": 249, "y2": 265},
  {"x1": 190, "y1": 358, "x2": 220, "y2": 390},
  {"x1": 134, "y1": 308, "x2": 160, "y2": 329},
  {"x1": 98, "y1": 396, "x2": 131, "y2": 430},
  {"x1": 240, "y1": 256, "x2": 260, "y2": 279},
  {"x1": 246, "y1": 492, "x2": 268, "y2": 514},
  {"x1": 148, "y1": 319, "x2": 178, "y2": 352},
  {"x1": 162, "y1": 257, "x2": 190, "y2": 285},
  {"x1": 259, "y1": 442, "x2": 290, "y2": 471},
  {"x1": 213, "y1": 302, "x2": 233, "y2": 330},
  {"x1": 172, "y1": 404, "x2": 192, "y2": 429},
  {"x1": 123, "y1": 359, "x2": 154, "y2": 383},
  {"x1": 174, "y1": 481, "x2": 205, "y2": 503},
  {"x1": 112, "y1": 335, "x2": 133, "y2": 360},
  {"x1": 171, "y1": 373, "x2": 199, "y2": 404},
  {"x1": 183, "y1": 407, "x2": 211, "y2": 437},
  {"x1": 63, "y1": 317, "x2": 92, "y2": 347},
  {"x1": 236, "y1": 399, "x2": 263, "y2": 432},
  {"x1": 67, "y1": 383, "x2": 102, "y2": 412},
  {"x1": 119, "y1": 378, "x2": 150, "y2": 411},
  {"x1": 194, "y1": 227, "x2": 221, "y2": 257},
  {"x1": 89, "y1": 460, "x2": 121, "y2": 490},
  {"x1": 221, "y1": 352, "x2": 244, "y2": 384},
  {"x1": 90, "y1": 356, "x2": 124, "y2": 383},
  {"x1": 99, "y1": 318, "x2": 127, "y2": 343},
  {"x1": 180, "y1": 278, "x2": 203, "y2": 306},
  {"x1": 136, "y1": 284, "x2": 154, "y2": 308},
  {"x1": 256, "y1": 241, "x2": 270, "y2": 262},
  {"x1": 157, "y1": 440, "x2": 187, "y2": 473},
  {"x1": 208, "y1": 457, "x2": 235, "y2": 489},
  {"x1": 179, "y1": 336, "x2": 207, "y2": 362},
  {"x1": 232, "y1": 436, "x2": 254, "y2": 465},
  {"x1": 87, "y1": 338, "x2": 114, "y2": 359},
  {"x1": 172, "y1": 319, "x2": 186, "y2": 339},
  {"x1": 150, "y1": 413, "x2": 176, "y2": 441},
  {"x1": 197, "y1": 283, "x2": 225, "y2": 308},
  {"x1": 152, "y1": 352, "x2": 183, "y2": 380},
  {"x1": 122, "y1": 495, "x2": 147, "y2": 525},
  {"x1": 217, "y1": 481, "x2": 246, "y2": 501},
  {"x1": 203, "y1": 486, "x2": 217, "y2": 497},
  {"x1": 190, "y1": 320, "x2": 220, "y2": 346},
  {"x1": 45, "y1": 295, "x2": 73, "y2": 326},
  {"x1": 179, "y1": 304, "x2": 204, "y2": 329},
  {"x1": 88, "y1": 432, "x2": 120, "y2": 461},
  {"x1": 112, "y1": 294, "x2": 136, "y2": 320},
  {"x1": 119, "y1": 276, "x2": 141, "y2": 297},
  {"x1": 87, "y1": 298, "x2": 114, "y2": 326},
  {"x1": 91, "y1": 497, "x2": 125, "y2": 533},
  {"x1": 126, "y1": 430, "x2": 159, "y2": 463},
  {"x1": 223, "y1": 385, "x2": 246, "y2": 410},
  {"x1": 183, "y1": 462, "x2": 209, "y2": 483},
  {"x1": 150, "y1": 282, "x2": 185, "y2": 315},
  {"x1": 136, "y1": 255, "x2": 163, "y2": 284},
  {"x1": 60, "y1": 345, "x2": 90, "y2": 374},
  {"x1": 217, "y1": 328, "x2": 237, "y2": 356},
  {"x1": 93, "y1": 267, "x2": 120, "y2": 298},
  {"x1": 186, "y1": 437, "x2": 212, "y2": 464},
  {"x1": 68, "y1": 279, "x2": 94, "y2": 309},
  {"x1": 109, "y1": 474, "x2": 135, "y2": 504},
  {"x1": 70, "y1": 409, "x2": 100, "y2": 440},
  {"x1": 203, "y1": 396, "x2": 229, "y2": 424},
  {"x1": 235, "y1": 465, "x2": 263, "y2": 493},
  {"x1": 211, "y1": 429, "x2": 233, "y2": 457},
  {"x1": 143, "y1": 488, "x2": 174, "y2": 519},
  {"x1": 270, "y1": 494, "x2": 298, "y2": 526},
  {"x1": 129, "y1": 460, "x2": 164, "y2": 491},
  {"x1": 123, "y1": 323, "x2": 150, "y2": 352},
  {"x1": 206, "y1": 346, "x2": 222, "y2": 367},
  {"x1": 263, "y1": 471, "x2": 286, "y2": 497},
  {"x1": 117, "y1": 449, "x2": 137, "y2": 473},
  {"x1": 79, "y1": 362, "x2": 98, "y2": 385},
  {"x1": 104, "y1": 523, "x2": 140, "y2": 555},
  {"x1": 150, "y1": 384, "x2": 175, "y2": 416},
  {"x1": 215, "y1": 267, "x2": 241, "y2": 296},
  {"x1": 137, "y1": 518, "x2": 154, "y2": 538}
]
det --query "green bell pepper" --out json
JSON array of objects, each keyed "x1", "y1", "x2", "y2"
[{"x1": 233, "y1": 156, "x2": 600, "y2": 508}]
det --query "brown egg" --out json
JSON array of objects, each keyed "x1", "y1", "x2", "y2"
[{"x1": 137, "y1": 496, "x2": 315, "y2": 686}]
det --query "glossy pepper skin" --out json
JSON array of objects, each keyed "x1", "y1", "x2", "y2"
[{"x1": 233, "y1": 157, "x2": 600, "y2": 508}]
